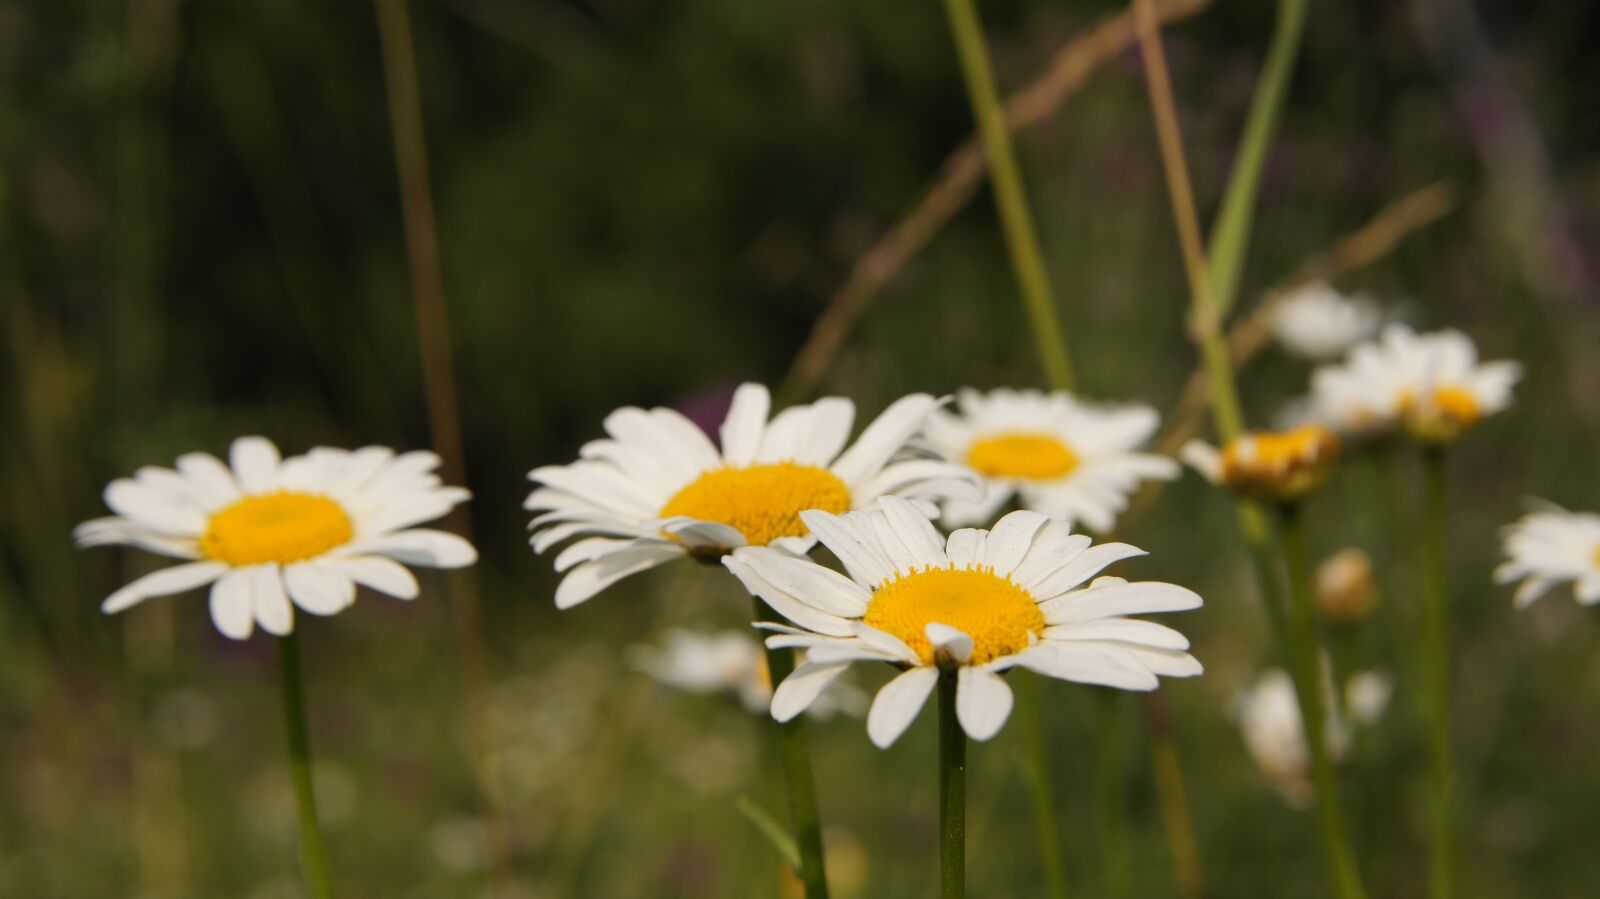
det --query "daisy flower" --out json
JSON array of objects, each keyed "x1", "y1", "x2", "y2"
[
  {"x1": 919, "y1": 388, "x2": 1178, "y2": 532},
  {"x1": 1181, "y1": 425, "x2": 1340, "y2": 504},
  {"x1": 75, "y1": 436, "x2": 477, "y2": 639},
  {"x1": 629, "y1": 629, "x2": 864, "y2": 718},
  {"x1": 1495, "y1": 505, "x2": 1600, "y2": 608},
  {"x1": 1236, "y1": 667, "x2": 1392, "y2": 807},
  {"x1": 526, "y1": 384, "x2": 979, "y2": 609},
  {"x1": 1310, "y1": 324, "x2": 1521, "y2": 443},
  {"x1": 1267, "y1": 282, "x2": 1382, "y2": 361},
  {"x1": 723, "y1": 496, "x2": 1203, "y2": 747}
]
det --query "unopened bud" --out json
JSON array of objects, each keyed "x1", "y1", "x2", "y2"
[{"x1": 1316, "y1": 548, "x2": 1377, "y2": 624}]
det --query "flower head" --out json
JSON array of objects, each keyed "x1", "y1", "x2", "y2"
[
  {"x1": 1315, "y1": 547, "x2": 1378, "y2": 624},
  {"x1": 1268, "y1": 282, "x2": 1382, "y2": 361},
  {"x1": 1495, "y1": 505, "x2": 1600, "y2": 609},
  {"x1": 74, "y1": 437, "x2": 476, "y2": 639},
  {"x1": 724, "y1": 496, "x2": 1202, "y2": 747},
  {"x1": 1236, "y1": 668, "x2": 1391, "y2": 807},
  {"x1": 1310, "y1": 324, "x2": 1520, "y2": 443},
  {"x1": 1181, "y1": 425, "x2": 1340, "y2": 504},
  {"x1": 629, "y1": 629, "x2": 863, "y2": 718},
  {"x1": 527, "y1": 384, "x2": 980, "y2": 609},
  {"x1": 918, "y1": 388, "x2": 1177, "y2": 532}
]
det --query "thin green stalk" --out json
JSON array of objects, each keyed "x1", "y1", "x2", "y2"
[
  {"x1": 752, "y1": 597, "x2": 830, "y2": 899},
  {"x1": 938, "y1": 0, "x2": 1076, "y2": 392},
  {"x1": 277, "y1": 633, "x2": 333, "y2": 899},
  {"x1": 1277, "y1": 505, "x2": 1368, "y2": 899},
  {"x1": 1016, "y1": 674, "x2": 1069, "y2": 899},
  {"x1": 1095, "y1": 692, "x2": 1129, "y2": 898},
  {"x1": 1420, "y1": 447, "x2": 1453, "y2": 899},
  {"x1": 938, "y1": 670, "x2": 967, "y2": 899},
  {"x1": 1146, "y1": 695, "x2": 1204, "y2": 899},
  {"x1": 1206, "y1": 0, "x2": 1310, "y2": 316}
]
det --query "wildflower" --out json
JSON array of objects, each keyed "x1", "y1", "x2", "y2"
[
  {"x1": 1268, "y1": 282, "x2": 1382, "y2": 361},
  {"x1": 1310, "y1": 324, "x2": 1520, "y2": 443},
  {"x1": 1181, "y1": 425, "x2": 1340, "y2": 504},
  {"x1": 526, "y1": 384, "x2": 979, "y2": 609},
  {"x1": 1236, "y1": 667, "x2": 1392, "y2": 807},
  {"x1": 1495, "y1": 505, "x2": 1600, "y2": 608},
  {"x1": 629, "y1": 629, "x2": 863, "y2": 718},
  {"x1": 725, "y1": 496, "x2": 1202, "y2": 747},
  {"x1": 75, "y1": 437, "x2": 476, "y2": 639},
  {"x1": 918, "y1": 387, "x2": 1177, "y2": 532}
]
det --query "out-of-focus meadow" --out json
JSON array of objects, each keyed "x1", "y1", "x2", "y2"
[{"x1": 6, "y1": 0, "x2": 1600, "y2": 896}]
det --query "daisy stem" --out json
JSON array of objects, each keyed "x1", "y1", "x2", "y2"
[
  {"x1": 1016, "y1": 674, "x2": 1070, "y2": 899},
  {"x1": 1420, "y1": 446, "x2": 1454, "y2": 899},
  {"x1": 752, "y1": 599, "x2": 831, "y2": 899},
  {"x1": 277, "y1": 632, "x2": 333, "y2": 899},
  {"x1": 938, "y1": 669, "x2": 967, "y2": 899},
  {"x1": 1277, "y1": 504, "x2": 1367, "y2": 899},
  {"x1": 938, "y1": 0, "x2": 1076, "y2": 393}
]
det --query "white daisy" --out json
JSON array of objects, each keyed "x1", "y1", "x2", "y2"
[
  {"x1": 1310, "y1": 324, "x2": 1521, "y2": 442},
  {"x1": 526, "y1": 384, "x2": 980, "y2": 609},
  {"x1": 1181, "y1": 425, "x2": 1340, "y2": 504},
  {"x1": 1495, "y1": 505, "x2": 1600, "y2": 609},
  {"x1": 75, "y1": 436, "x2": 477, "y2": 640},
  {"x1": 1267, "y1": 282, "x2": 1382, "y2": 361},
  {"x1": 919, "y1": 388, "x2": 1178, "y2": 532},
  {"x1": 723, "y1": 496, "x2": 1203, "y2": 748},
  {"x1": 1236, "y1": 668, "x2": 1392, "y2": 807},
  {"x1": 629, "y1": 628, "x2": 864, "y2": 718}
]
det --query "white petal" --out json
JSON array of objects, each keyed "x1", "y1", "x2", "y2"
[
  {"x1": 982, "y1": 510, "x2": 1049, "y2": 576},
  {"x1": 352, "y1": 529, "x2": 478, "y2": 568},
  {"x1": 1029, "y1": 543, "x2": 1149, "y2": 597},
  {"x1": 797, "y1": 397, "x2": 856, "y2": 466},
  {"x1": 731, "y1": 547, "x2": 870, "y2": 617},
  {"x1": 799, "y1": 509, "x2": 895, "y2": 588},
  {"x1": 956, "y1": 667, "x2": 1014, "y2": 741},
  {"x1": 101, "y1": 561, "x2": 228, "y2": 614},
  {"x1": 720, "y1": 383, "x2": 771, "y2": 467},
  {"x1": 867, "y1": 666, "x2": 939, "y2": 748},
  {"x1": 770, "y1": 660, "x2": 850, "y2": 722},
  {"x1": 1016, "y1": 644, "x2": 1159, "y2": 691},
  {"x1": 723, "y1": 553, "x2": 856, "y2": 637},
  {"x1": 252, "y1": 565, "x2": 294, "y2": 636},
  {"x1": 104, "y1": 479, "x2": 206, "y2": 535},
  {"x1": 175, "y1": 452, "x2": 243, "y2": 508},
  {"x1": 925, "y1": 623, "x2": 973, "y2": 665},
  {"x1": 230, "y1": 436, "x2": 282, "y2": 493},
  {"x1": 1040, "y1": 581, "x2": 1202, "y2": 624},
  {"x1": 336, "y1": 556, "x2": 421, "y2": 600},
  {"x1": 831, "y1": 393, "x2": 939, "y2": 486},
  {"x1": 284, "y1": 562, "x2": 354, "y2": 616},
  {"x1": 1042, "y1": 618, "x2": 1191, "y2": 650},
  {"x1": 946, "y1": 528, "x2": 986, "y2": 567},
  {"x1": 555, "y1": 542, "x2": 682, "y2": 610},
  {"x1": 208, "y1": 569, "x2": 255, "y2": 639},
  {"x1": 875, "y1": 496, "x2": 948, "y2": 566}
]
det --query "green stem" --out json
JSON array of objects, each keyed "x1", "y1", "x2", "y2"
[
  {"x1": 278, "y1": 633, "x2": 333, "y2": 899},
  {"x1": 938, "y1": 0, "x2": 1075, "y2": 392},
  {"x1": 752, "y1": 598, "x2": 830, "y2": 899},
  {"x1": 1206, "y1": 0, "x2": 1310, "y2": 317},
  {"x1": 1095, "y1": 691, "x2": 1129, "y2": 898},
  {"x1": 938, "y1": 670, "x2": 967, "y2": 899},
  {"x1": 1277, "y1": 505, "x2": 1368, "y2": 899},
  {"x1": 1420, "y1": 446, "x2": 1453, "y2": 899},
  {"x1": 1016, "y1": 674, "x2": 1069, "y2": 899}
]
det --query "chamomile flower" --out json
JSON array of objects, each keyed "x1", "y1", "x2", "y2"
[
  {"x1": 1181, "y1": 425, "x2": 1340, "y2": 504},
  {"x1": 1236, "y1": 668, "x2": 1392, "y2": 807},
  {"x1": 919, "y1": 388, "x2": 1178, "y2": 532},
  {"x1": 723, "y1": 496, "x2": 1202, "y2": 747},
  {"x1": 74, "y1": 437, "x2": 476, "y2": 639},
  {"x1": 629, "y1": 629, "x2": 864, "y2": 718},
  {"x1": 526, "y1": 384, "x2": 979, "y2": 609},
  {"x1": 1495, "y1": 506, "x2": 1600, "y2": 608},
  {"x1": 1310, "y1": 324, "x2": 1521, "y2": 443},
  {"x1": 1267, "y1": 282, "x2": 1382, "y2": 361}
]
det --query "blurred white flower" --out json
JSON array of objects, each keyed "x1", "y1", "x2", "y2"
[
  {"x1": 1236, "y1": 668, "x2": 1392, "y2": 807},
  {"x1": 918, "y1": 387, "x2": 1177, "y2": 532},
  {"x1": 1181, "y1": 425, "x2": 1340, "y2": 504},
  {"x1": 630, "y1": 629, "x2": 863, "y2": 719},
  {"x1": 75, "y1": 436, "x2": 476, "y2": 639},
  {"x1": 526, "y1": 383, "x2": 980, "y2": 609},
  {"x1": 726, "y1": 497, "x2": 1202, "y2": 748},
  {"x1": 1268, "y1": 283, "x2": 1382, "y2": 361},
  {"x1": 1496, "y1": 505, "x2": 1600, "y2": 609},
  {"x1": 1310, "y1": 325, "x2": 1520, "y2": 443}
]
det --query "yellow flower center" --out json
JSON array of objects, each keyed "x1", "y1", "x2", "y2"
[
  {"x1": 1400, "y1": 386, "x2": 1482, "y2": 443},
  {"x1": 966, "y1": 432, "x2": 1079, "y2": 481},
  {"x1": 660, "y1": 462, "x2": 852, "y2": 548},
  {"x1": 863, "y1": 565, "x2": 1045, "y2": 666},
  {"x1": 1220, "y1": 425, "x2": 1340, "y2": 502},
  {"x1": 199, "y1": 492, "x2": 354, "y2": 566}
]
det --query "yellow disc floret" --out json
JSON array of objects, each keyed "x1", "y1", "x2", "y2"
[
  {"x1": 863, "y1": 565, "x2": 1045, "y2": 666},
  {"x1": 1220, "y1": 425, "x2": 1340, "y2": 503},
  {"x1": 660, "y1": 462, "x2": 852, "y2": 548},
  {"x1": 966, "y1": 432, "x2": 1079, "y2": 481},
  {"x1": 199, "y1": 492, "x2": 354, "y2": 566},
  {"x1": 1400, "y1": 385, "x2": 1482, "y2": 444}
]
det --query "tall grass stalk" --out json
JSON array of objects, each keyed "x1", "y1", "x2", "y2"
[
  {"x1": 1277, "y1": 505, "x2": 1369, "y2": 899},
  {"x1": 1420, "y1": 447, "x2": 1454, "y2": 898},
  {"x1": 278, "y1": 633, "x2": 333, "y2": 899}
]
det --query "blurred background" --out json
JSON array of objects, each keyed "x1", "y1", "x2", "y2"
[{"x1": 5, "y1": 0, "x2": 1600, "y2": 895}]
